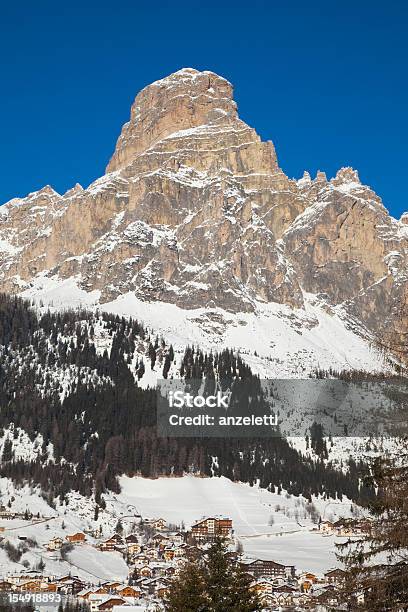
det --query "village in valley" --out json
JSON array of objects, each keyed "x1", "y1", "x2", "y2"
[{"x1": 0, "y1": 500, "x2": 372, "y2": 611}]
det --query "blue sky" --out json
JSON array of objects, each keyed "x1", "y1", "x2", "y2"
[{"x1": 1, "y1": 0, "x2": 407, "y2": 218}]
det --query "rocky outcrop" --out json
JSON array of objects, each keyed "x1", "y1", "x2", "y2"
[
  {"x1": 0, "y1": 68, "x2": 407, "y2": 362},
  {"x1": 107, "y1": 68, "x2": 239, "y2": 172}
]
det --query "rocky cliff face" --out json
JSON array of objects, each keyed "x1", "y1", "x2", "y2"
[{"x1": 0, "y1": 68, "x2": 407, "y2": 365}]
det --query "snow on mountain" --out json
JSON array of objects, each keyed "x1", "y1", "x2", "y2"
[
  {"x1": 20, "y1": 274, "x2": 392, "y2": 381},
  {"x1": 0, "y1": 68, "x2": 406, "y2": 374}
]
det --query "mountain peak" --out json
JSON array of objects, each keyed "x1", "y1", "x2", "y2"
[
  {"x1": 315, "y1": 170, "x2": 327, "y2": 183},
  {"x1": 332, "y1": 166, "x2": 361, "y2": 185},
  {"x1": 64, "y1": 183, "x2": 83, "y2": 197},
  {"x1": 0, "y1": 70, "x2": 406, "y2": 367},
  {"x1": 149, "y1": 67, "x2": 232, "y2": 89},
  {"x1": 106, "y1": 68, "x2": 238, "y2": 172}
]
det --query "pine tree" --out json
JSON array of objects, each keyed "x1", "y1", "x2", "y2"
[
  {"x1": 2, "y1": 438, "x2": 13, "y2": 462},
  {"x1": 204, "y1": 538, "x2": 234, "y2": 611},
  {"x1": 203, "y1": 538, "x2": 262, "y2": 612},
  {"x1": 336, "y1": 438, "x2": 408, "y2": 610},
  {"x1": 165, "y1": 539, "x2": 262, "y2": 612},
  {"x1": 227, "y1": 563, "x2": 263, "y2": 612},
  {"x1": 164, "y1": 561, "x2": 208, "y2": 611},
  {"x1": 36, "y1": 557, "x2": 45, "y2": 572},
  {"x1": 163, "y1": 354, "x2": 171, "y2": 379}
]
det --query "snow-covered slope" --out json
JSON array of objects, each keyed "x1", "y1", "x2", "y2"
[
  {"x1": 111, "y1": 475, "x2": 358, "y2": 573},
  {"x1": 0, "y1": 475, "x2": 359, "y2": 578},
  {"x1": 19, "y1": 275, "x2": 393, "y2": 380}
]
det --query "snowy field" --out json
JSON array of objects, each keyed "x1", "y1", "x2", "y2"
[
  {"x1": 241, "y1": 531, "x2": 345, "y2": 573},
  {"x1": 116, "y1": 475, "x2": 354, "y2": 573}
]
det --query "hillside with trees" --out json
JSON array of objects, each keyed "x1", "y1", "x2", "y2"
[{"x1": 0, "y1": 294, "x2": 375, "y2": 508}]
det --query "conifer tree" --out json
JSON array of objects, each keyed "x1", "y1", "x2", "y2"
[
  {"x1": 164, "y1": 561, "x2": 208, "y2": 611},
  {"x1": 165, "y1": 538, "x2": 262, "y2": 612},
  {"x1": 203, "y1": 538, "x2": 262, "y2": 612},
  {"x1": 204, "y1": 538, "x2": 234, "y2": 610},
  {"x1": 336, "y1": 438, "x2": 408, "y2": 610}
]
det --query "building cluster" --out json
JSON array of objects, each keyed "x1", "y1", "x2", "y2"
[
  {"x1": 0, "y1": 514, "x2": 352, "y2": 610},
  {"x1": 318, "y1": 518, "x2": 371, "y2": 537},
  {"x1": 250, "y1": 568, "x2": 347, "y2": 609},
  {"x1": 0, "y1": 505, "x2": 41, "y2": 521}
]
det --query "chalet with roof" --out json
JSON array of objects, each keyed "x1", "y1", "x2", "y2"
[
  {"x1": 319, "y1": 520, "x2": 335, "y2": 534},
  {"x1": 58, "y1": 578, "x2": 86, "y2": 595},
  {"x1": 163, "y1": 548, "x2": 175, "y2": 562},
  {"x1": 190, "y1": 517, "x2": 233, "y2": 542},
  {"x1": 140, "y1": 576, "x2": 169, "y2": 595},
  {"x1": 56, "y1": 576, "x2": 86, "y2": 594},
  {"x1": 6, "y1": 573, "x2": 32, "y2": 587},
  {"x1": 166, "y1": 531, "x2": 184, "y2": 545},
  {"x1": 300, "y1": 572, "x2": 318, "y2": 584},
  {"x1": 241, "y1": 558, "x2": 295, "y2": 579},
  {"x1": 18, "y1": 580, "x2": 42, "y2": 592},
  {"x1": 47, "y1": 537, "x2": 63, "y2": 551},
  {"x1": 86, "y1": 587, "x2": 110, "y2": 598},
  {"x1": 251, "y1": 579, "x2": 274, "y2": 595},
  {"x1": 0, "y1": 580, "x2": 13, "y2": 591},
  {"x1": 115, "y1": 585, "x2": 142, "y2": 598},
  {"x1": 103, "y1": 581, "x2": 122, "y2": 592},
  {"x1": 320, "y1": 517, "x2": 369, "y2": 537},
  {"x1": 332, "y1": 518, "x2": 372, "y2": 537},
  {"x1": 324, "y1": 568, "x2": 346, "y2": 584},
  {"x1": 260, "y1": 593, "x2": 278, "y2": 608},
  {"x1": 143, "y1": 546, "x2": 159, "y2": 560},
  {"x1": 172, "y1": 544, "x2": 188, "y2": 558},
  {"x1": 291, "y1": 593, "x2": 311, "y2": 607},
  {"x1": 138, "y1": 565, "x2": 153, "y2": 578},
  {"x1": 99, "y1": 534, "x2": 124, "y2": 551},
  {"x1": 66, "y1": 532, "x2": 86, "y2": 544},
  {"x1": 89, "y1": 594, "x2": 126, "y2": 612},
  {"x1": 332, "y1": 519, "x2": 355, "y2": 537},
  {"x1": 274, "y1": 584, "x2": 297, "y2": 594},
  {"x1": 275, "y1": 593, "x2": 293, "y2": 608},
  {"x1": 125, "y1": 534, "x2": 139, "y2": 544},
  {"x1": 314, "y1": 584, "x2": 340, "y2": 607},
  {"x1": 143, "y1": 518, "x2": 166, "y2": 530},
  {"x1": 152, "y1": 533, "x2": 169, "y2": 545},
  {"x1": 127, "y1": 542, "x2": 142, "y2": 555},
  {"x1": 78, "y1": 588, "x2": 96, "y2": 600},
  {"x1": 133, "y1": 553, "x2": 151, "y2": 565},
  {"x1": 0, "y1": 506, "x2": 32, "y2": 520}
]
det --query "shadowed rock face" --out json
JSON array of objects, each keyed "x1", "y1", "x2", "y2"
[{"x1": 0, "y1": 68, "x2": 407, "y2": 359}]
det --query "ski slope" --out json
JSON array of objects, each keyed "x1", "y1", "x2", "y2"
[{"x1": 116, "y1": 475, "x2": 355, "y2": 573}]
